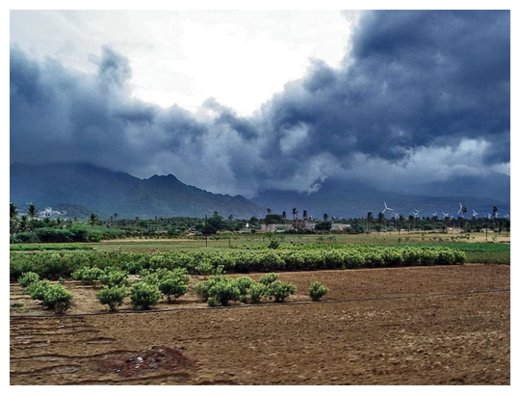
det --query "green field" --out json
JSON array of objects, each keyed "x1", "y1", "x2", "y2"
[{"x1": 10, "y1": 232, "x2": 510, "y2": 265}]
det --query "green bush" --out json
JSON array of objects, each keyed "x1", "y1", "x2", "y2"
[
  {"x1": 72, "y1": 266, "x2": 104, "y2": 285},
  {"x1": 96, "y1": 285, "x2": 127, "y2": 311},
  {"x1": 100, "y1": 269, "x2": 128, "y2": 287},
  {"x1": 235, "y1": 276, "x2": 254, "y2": 295},
  {"x1": 41, "y1": 284, "x2": 72, "y2": 313},
  {"x1": 195, "y1": 276, "x2": 225, "y2": 301},
  {"x1": 249, "y1": 283, "x2": 267, "y2": 304},
  {"x1": 158, "y1": 269, "x2": 189, "y2": 302},
  {"x1": 265, "y1": 280, "x2": 296, "y2": 302},
  {"x1": 259, "y1": 272, "x2": 279, "y2": 285},
  {"x1": 308, "y1": 281, "x2": 328, "y2": 301},
  {"x1": 27, "y1": 280, "x2": 52, "y2": 300},
  {"x1": 130, "y1": 281, "x2": 161, "y2": 309},
  {"x1": 121, "y1": 260, "x2": 144, "y2": 275},
  {"x1": 207, "y1": 278, "x2": 240, "y2": 306},
  {"x1": 18, "y1": 272, "x2": 40, "y2": 288}
]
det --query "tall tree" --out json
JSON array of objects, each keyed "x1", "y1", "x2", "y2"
[
  {"x1": 377, "y1": 212, "x2": 385, "y2": 233},
  {"x1": 10, "y1": 202, "x2": 17, "y2": 219},
  {"x1": 89, "y1": 213, "x2": 97, "y2": 227},
  {"x1": 27, "y1": 204, "x2": 37, "y2": 231},
  {"x1": 292, "y1": 208, "x2": 298, "y2": 221},
  {"x1": 10, "y1": 202, "x2": 18, "y2": 235}
]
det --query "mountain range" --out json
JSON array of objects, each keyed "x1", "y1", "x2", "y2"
[
  {"x1": 10, "y1": 162, "x2": 510, "y2": 219},
  {"x1": 10, "y1": 163, "x2": 263, "y2": 219}
]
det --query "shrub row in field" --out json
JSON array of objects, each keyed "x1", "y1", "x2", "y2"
[
  {"x1": 10, "y1": 246, "x2": 465, "y2": 281},
  {"x1": 195, "y1": 273, "x2": 301, "y2": 306}
]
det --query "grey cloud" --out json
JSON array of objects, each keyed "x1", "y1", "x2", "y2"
[{"x1": 10, "y1": 11, "x2": 510, "y2": 197}]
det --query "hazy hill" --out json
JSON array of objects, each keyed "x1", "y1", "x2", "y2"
[
  {"x1": 10, "y1": 163, "x2": 263, "y2": 219},
  {"x1": 10, "y1": 163, "x2": 509, "y2": 220}
]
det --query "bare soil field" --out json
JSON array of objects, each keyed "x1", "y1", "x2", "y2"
[{"x1": 10, "y1": 264, "x2": 509, "y2": 385}]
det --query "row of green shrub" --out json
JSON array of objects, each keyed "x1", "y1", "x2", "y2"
[
  {"x1": 10, "y1": 246, "x2": 465, "y2": 281},
  {"x1": 195, "y1": 273, "x2": 304, "y2": 306},
  {"x1": 18, "y1": 268, "x2": 328, "y2": 313}
]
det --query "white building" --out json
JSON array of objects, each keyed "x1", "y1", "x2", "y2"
[
  {"x1": 261, "y1": 223, "x2": 295, "y2": 232},
  {"x1": 331, "y1": 223, "x2": 351, "y2": 231},
  {"x1": 38, "y1": 207, "x2": 62, "y2": 219}
]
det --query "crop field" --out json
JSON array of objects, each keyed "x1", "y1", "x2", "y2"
[
  {"x1": 10, "y1": 234, "x2": 510, "y2": 385},
  {"x1": 10, "y1": 265, "x2": 509, "y2": 384}
]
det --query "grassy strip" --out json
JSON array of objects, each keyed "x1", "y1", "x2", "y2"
[{"x1": 10, "y1": 243, "x2": 95, "y2": 251}]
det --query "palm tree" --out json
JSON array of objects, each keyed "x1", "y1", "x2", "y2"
[
  {"x1": 27, "y1": 204, "x2": 36, "y2": 231},
  {"x1": 292, "y1": 208, "x2": 298, "y2": 221},
  {"x1": 377, "y1": 212, "x2": 384, "y2": 233},
  {"x1": 303, "y1": 210, "x2": 308, "y2": 220},
  {"x1": 367, "y1": 212, "x2": 373, "y2": 233},
  {"x1": 10, "y1": 202, "x2": 17, "y2": 219},
  {"x1": 89, "y1": 213, "x2": 97, "y2": 227},
  {"x1": 281, "y1": 211, "x2": 287, "y2": 221},
  {"x1": 266, "y1": 208, "x2": 272, "y2": 216},
  {"x1": 10, "y1": 202, "x2": 18, "y2": 236},
  {"x1": 323, "y1": 213, "x2": 329, "y2": 222}
]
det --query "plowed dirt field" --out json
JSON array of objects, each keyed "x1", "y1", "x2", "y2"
[{"x1": 10, "y1": 264, "x2": 509, "y2": 384}]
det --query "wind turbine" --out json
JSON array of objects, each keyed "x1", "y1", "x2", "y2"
[
  {"x1": 382, "y1": 201, "x2": 394, "y2": 214},
  {"x1": 457, "y1": 202, "x2": 468, "y2": 218},
  {"x1": 472, "y1": 209, "x2": 479, "y2": 218},
  {"x1": 442, "y1": 211, "x2": 450, "y2": 219}
]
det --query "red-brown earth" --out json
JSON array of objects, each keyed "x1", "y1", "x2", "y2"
[{"x1": 10, "y1": 264, "x2": 509, "y2": 384}]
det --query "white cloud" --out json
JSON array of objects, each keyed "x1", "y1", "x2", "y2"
[
  {"x1": 11, "y1": 10, "x2": 360, "y2": 116},
  {"x1": 346, "y1": 138, "x2": 510, "y2": 188}
]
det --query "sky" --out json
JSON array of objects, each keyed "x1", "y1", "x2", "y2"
[{"x1": 10, "y1": 10, "x2": 510, "y2": 198}]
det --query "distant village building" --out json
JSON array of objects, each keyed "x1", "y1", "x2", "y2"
[
  {"x1": 261, "y1": 223, "x2": 294, "y2": 232},
  {"x1": 331, "y1": 223, "x2": 351, "y2": 231},
  {"x1": 303, "y1": 221, "x2": 316, "y2": 231},
  {"x1": 38, "y1": 207, "x2": 62, "y2": 219},
  {"x1": 259, "y1": 221, "x2": 351, "y2": 233}
]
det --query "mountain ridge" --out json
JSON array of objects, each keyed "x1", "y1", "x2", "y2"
[
  {"x1": 10, "y1": 162, "x2": 510, "y2": 219},
  {"x1": 10, "y1": 162, "x2": 263, "y2": 219}
]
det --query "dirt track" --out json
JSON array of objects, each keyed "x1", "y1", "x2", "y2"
[{"x1": 10, "y1": 264, "x2": 510, "y2": 384}]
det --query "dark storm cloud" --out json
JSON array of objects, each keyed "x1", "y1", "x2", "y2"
[
  {"x1": 260, "y1": 11, "x2": 509, "y2": 164},
  {"x1": 10, "y1": 11, "x2": 510, "y2": 196},
  {"x1": 96, "y1": 46, "x2": 132, "y2": 87}
]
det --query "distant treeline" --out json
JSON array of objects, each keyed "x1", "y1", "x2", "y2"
[{"x1": 10, "y1": 204, "x2": 510, "y2": 243}]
